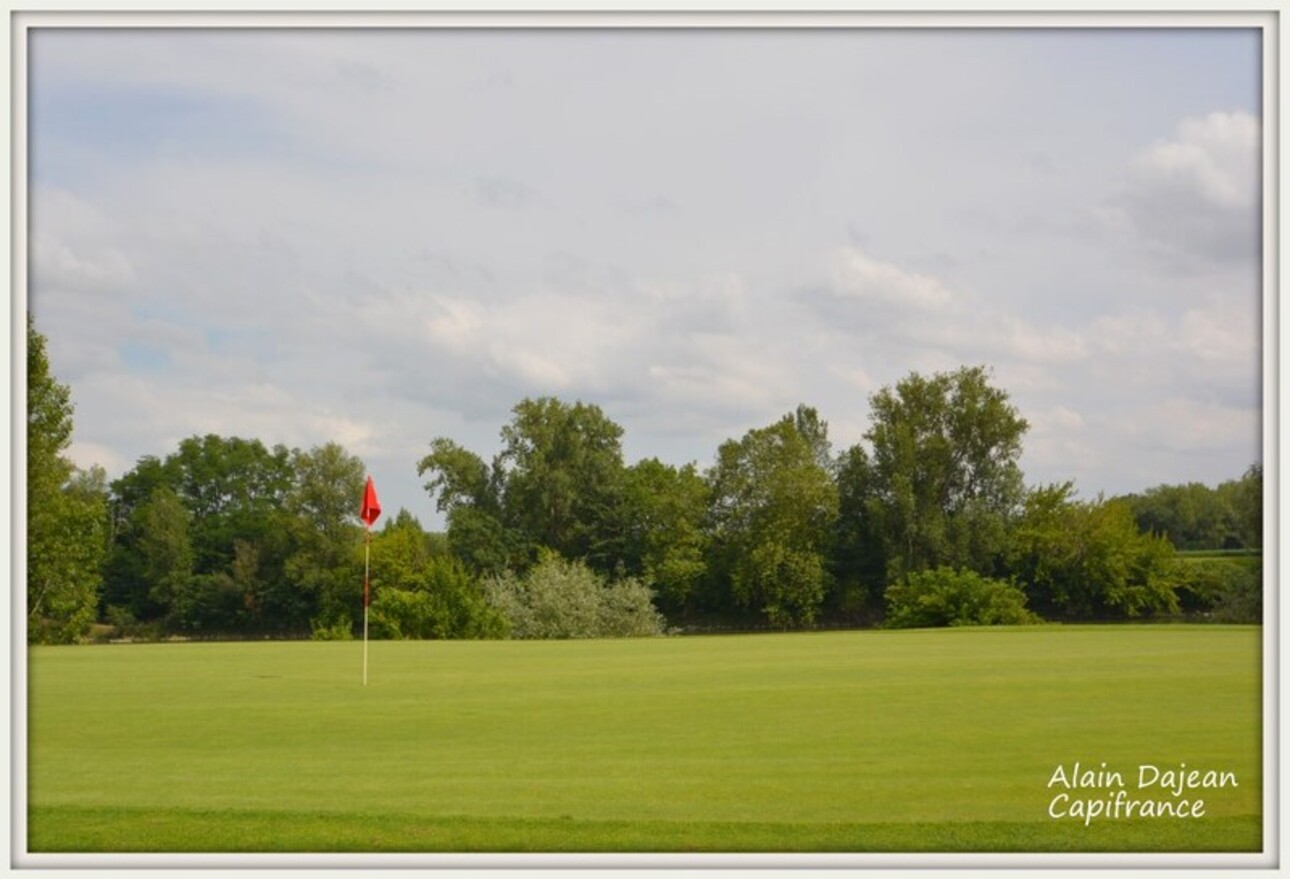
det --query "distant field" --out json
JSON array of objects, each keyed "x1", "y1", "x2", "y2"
[
  {"x1": 1177, "y1": 549, "x2": 1262, "y2": 570},
  {"x1": 27, "y1": 626, "x2": 1262, "y2": 854}
]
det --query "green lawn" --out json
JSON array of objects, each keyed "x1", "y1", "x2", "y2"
[{"x1": 27, "y1": 626, "x2": 1263, "y2": 853}]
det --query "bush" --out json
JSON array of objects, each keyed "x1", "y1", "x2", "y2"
[
  {"x1": 368, "y1": 556, "x2": 506, "y2": 640},
  {"x1": 742, "y1": 542, "x2": 829, "y2": 630},
  {"x1": 597, "y1": 576, "x2": 669, "y2": 637},
  {"x1": 1173, "y1": 557, "x2": 1262, "y2": 623},
  {"x1": 171, "y1": 572, "x2": 243, "y2": 633},
  {"x1": 884, "y1": 566, "x2": 1039, "y2": 629},
  {"x1": 1211, "y1": 573, "x2": 1262, "y2": 623},
  {"x1": 485, "y1": 552, "x2": 666, "y2": 639},
  {"x1": 102, "y1": 605, "x2": 165, "y2": 642},
  {"x1": 1009, "y1": 487, "x2": 1179, "y2": 619},
  {"x1": 310, "y1": 614, "x2": 354, "y2": 641}
]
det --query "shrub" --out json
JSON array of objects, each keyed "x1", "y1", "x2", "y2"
[
  {"x1": 1009, "y1": 486, "x2": 1180, "y2": 619},
  {"x1": 310, "y1": 614, "x2": 354, "y2": 641},
  {"x1": 884, "y1": 566, "x2": 1039, "y2": 629},
  {"x1": 102, "y1": 605, "x2": 164, "y2": 642},
  {"x1": 1211, "y1": 571, "x2": 1262, "y2": 623},
  {"x1": 597, "y1": 575, "x2": 669, "y2": 637},
  {"x1": 1173, "y1": 556, "x2": 1262, "y2": 623},
  {"x1": 368, "y1": 556, "x2": 506, "y2": 640},
  {"x1": 485, "y1": 552, "x2": 666, "y2": 639},
  {"x1": 171, "y1": 571, "x2": 244, "y2": 633},
  {"x1": 742, "y1": 541, "x2": 828, "y2": 630}
]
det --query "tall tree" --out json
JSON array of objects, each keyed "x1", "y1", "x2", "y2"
[
  {"x1": 284, "y1": 442, "x2": 367, "y2": 635},
  {"x1": 417, "y1": 438, "x2": 519, "y2": 575},
  {"x1": 287, "y1": 442, "x2": 366, "y2": 538},
  {"x1": 103, "y1": 437, "x2": 368, "y2": 634},
  {"x1": 863, "y1": 365, "x2": 1028, "y2": 580},
  {"x1": 135, "y1": 486, "x2": 195, "y2": 614},
  {"x1": 166, "y1": 434, "x2": 294, "y2": 575},
  {"x1": 102, "y1": 456, "x2": 174, "y2": 621},
  {"x1": 616, "y1": 458, "x2": 710, "y2": 617},
  {"x1": 421, "y1": 398, "x2": 630, "y2": 574},
  {"x1": 498, "y1": 397, "x2": 628, "y2": 568},
  {"x1": 829, "y1": 444, "x2": 888, "y2": 621},
  {"x1": 27, "y1": 315, "x2": 107, "y2": 643},
  {"x1": 27, "y1": 315, "x2": 73, "y2": 501},
  {"x1": 707, "y1": 407, "x2": 839, "y2": 627},
  {"x1": 1233, "y1": 463, "x2": 1263, "y2": 549}
]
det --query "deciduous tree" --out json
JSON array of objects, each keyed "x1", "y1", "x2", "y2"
[
  {"x1": 417, "y1": 438, "x2": 519, "y2": 575},
  {"x1": 863, "y1": 365, "x2": 1027, "y2": 580},
  {"x1": 707, "y1": 407, "x2": 839, "y2": 627},
  {"x1": 498, "y1": 397, "x2": 628, "y2": 568},
  {"x1": 165, "y1": 434, "x2": 293, "y2": 576},
  {"x1": 366, "y1": 515, "x2": 505, "y2": 639},
  {"x1": 616, "y1": 458, "x2": 710, "y2": 617},
  {"x1": 135, "y1": 486, "x2": 195, "y2": 613},
  {"x1": 419, "y1": 398, "x2": 630, "y2": 574},
  {"x1": 285, "y1": 442, "x2": 367, "y2": 636},
  {"x1": 27, "y1": 316, "x2": 107, "y2": 643}
]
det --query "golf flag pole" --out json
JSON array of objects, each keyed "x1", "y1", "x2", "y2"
[{"x1": 360, "y1": 475, "x2": 381, "y2": 686}]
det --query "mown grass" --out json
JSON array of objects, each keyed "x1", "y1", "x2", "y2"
[
  {"x1": 30, "y1": 805, "x2": 1261, "y2": 853},
  {"x1": 27, "y1": 626, "x2": 1262, "y2": 853}
]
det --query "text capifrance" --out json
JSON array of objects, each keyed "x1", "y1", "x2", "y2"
[{"x1": 1046, "y1": 761, "x2": 1237, "y2": 826}]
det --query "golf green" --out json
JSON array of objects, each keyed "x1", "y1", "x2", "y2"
[{"x1": 27, "y1": 625, "x2": 1262, "y2": 853}]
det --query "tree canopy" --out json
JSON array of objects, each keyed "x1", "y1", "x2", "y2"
[
  {"x1": 28, "y1": 341, "x2": 1262, "y2": 640},
  {"x1": 860, "y1": 365, "x2": 1028, "y2": 580},
  {"x1": 707, "y1": 406, "x2": 839, "y2": 627},
  {"x1": 28, "y1": 316, "x2": 107, "y2": 643}
]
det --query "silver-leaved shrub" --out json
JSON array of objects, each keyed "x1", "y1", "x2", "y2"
[{"x1": 485, "y1": 552, "x2": 666, "y2": 639}]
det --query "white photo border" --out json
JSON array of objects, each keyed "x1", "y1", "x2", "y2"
[{"x1": 6, "y1": 4, "x2": 1282, "y2": 876}]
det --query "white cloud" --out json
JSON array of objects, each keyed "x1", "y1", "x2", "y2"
[
  {"x1": 1178, "y1": 303, "x2": 1258, "y2": 366},
  {"x1": 647, "y1": 331, "x2": 790, "y2": 415},
  {"x1": 830, "y1": 366, "x2": 879, "y2": 395},
  {"x1": 1085, "y1": 300, "x2": 1258, "y2": 410},
  {"x1": 32, "y1": 240, "x2": 136, "y2": 293},
  {"x1": 1125, "y1": 397, "x2": 1260, "y2": 456},
  {"x1": 422, "y1": 295, "x2": 487, "y2": 353},
  {"x1": 1039, "y1": 405, "x2": 1085, "y2": 431},
  {"x1": 827, "y1": 247, "x2": 954, "y2": 311},
  {"x1": 807, "y1": 245, "x2": 1092, "y2": 373},
  {"x1": 1020, "y1": 405, "x2": 1099, "y2": 489},
  {"x1": 25, "y1": 29, "x2": 1264, "y2": 522},
  {"x1": 1136, "y1": 112, "x2": 1259, "y2": 211},
  {"x1": 29, "y1": 188, "x2": 137, "y2": 304},
  {"x1": 82, "y1": 375, "x2": 385, "y2": 467},
  {"x1": 990, "y1": 317, "x2": 1089, "y2": 365},
  {"x1": 1107, "y1": 111, "x2": 1260, "y2": 266},
  {"x1": 66, "y1": 440, "x2": 130, "y2": 476},
  {"x1": 1089, "y1": 311, "x2": 1170, "y2": 356}
]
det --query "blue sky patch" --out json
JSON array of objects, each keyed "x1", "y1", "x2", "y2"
[
  {"x1": 120, "y1": 340, "x2": 170, "y2": 373},
  {"x1": 29, "y1": 80, "x2": 284, "y2": 186}
]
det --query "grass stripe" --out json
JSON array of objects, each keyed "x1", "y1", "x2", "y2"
[{"x1": 29, "y1": 805, "x2": 1261, "y2": 853}]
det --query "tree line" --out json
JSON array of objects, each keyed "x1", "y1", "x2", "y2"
[
  {"x1": 27, "y1": 316, "x2": 1262, "y2": 644},
  {"x1": 1116, "y1": 468, "x2": 1262, "y2": 552}
]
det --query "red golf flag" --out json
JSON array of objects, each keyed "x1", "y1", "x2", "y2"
[{"x1": 360, "y1": 475, "x2": 381, "y2": 529}]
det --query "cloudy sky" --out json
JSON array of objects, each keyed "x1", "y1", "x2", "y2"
[{"x1": 26, "y1": 22, "x2": 1264, "y2": 528}]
